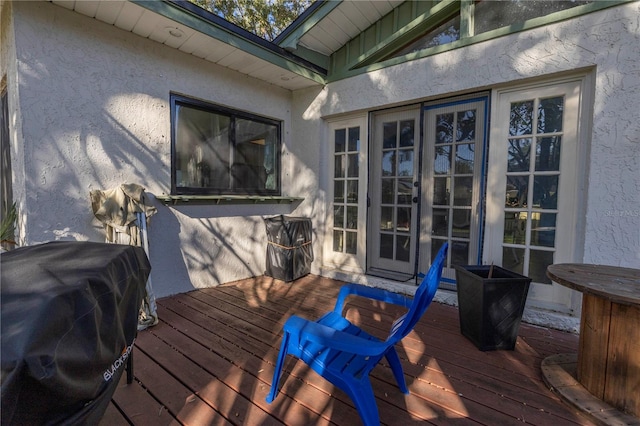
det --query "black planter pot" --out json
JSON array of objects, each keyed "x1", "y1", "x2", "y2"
[{"x1": 453, "y1": 265, "x2": 532, "y2": 351}]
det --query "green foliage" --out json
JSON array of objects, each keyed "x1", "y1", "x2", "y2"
[
  {"x1": 190, "y1": 0, "x2": 313, "y2": 41},
  {"x1": 1, "y1": 202, "x2": 16, "y2": 244}
]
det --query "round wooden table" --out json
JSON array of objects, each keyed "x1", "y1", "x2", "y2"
[{"x1": 546, "y1": 264, "x2": 640, "y2": 418}]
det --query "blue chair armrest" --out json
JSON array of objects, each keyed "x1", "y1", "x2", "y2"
[
  {"x1": 283, "y1": 315, "x2": 387, "y2": 357},
  {"x1": 334, "y1": 283, "x2": 413, "y2": 314}
]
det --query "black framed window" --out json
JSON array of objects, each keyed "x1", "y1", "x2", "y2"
[{"x1": 170, "y1": 94, "x2": 281, "y2": 195}]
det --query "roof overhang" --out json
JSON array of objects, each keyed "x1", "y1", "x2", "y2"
[
  {"x1": 50, "y1": 0, "x2": 327, "y2": 91},
  {"x1": 276, "y1": 0, "x2": 404, "y2": 56}
]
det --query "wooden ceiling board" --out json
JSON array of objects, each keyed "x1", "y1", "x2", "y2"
[
  {"x1": 212, "y1": 48, "x2": 247, "y2": 68},
  {"x1": 203, "y1": 42, "x2": 237, "y2": 63},
  {"x1": 324, "y1": 8, "x2": 359, "y2": 41},
  {"x1": 248, "y1": 64, "x2": 287, "y2": 81},
  {"x1": 307, "y1": 26, "x2": 343, "y2": 54},
  {"x1": 131, "y1": 10, "x2": 159, "y2": 38},
  {"x1": 175, "y1": 32, "x2": 210, "y2": 56},
  {"x1": 226, "y1": 55, "x2": 261, "y2": 73},
  {"x1": 235, "y1": 56, "x2": 274, "y2": 75},
  {"x1": 299, "y1": 34, "x2": 334, "y2": 56},
  {"x1": 163, "y1": 26, "x2": 195, "y2": 49},
  {"x1": 297, "y1": 0, "x2": 401, "y2": 56},
  {"x1": 113, "y1": 2, "x2": 145, "y2": 32},
  {"x1": 147, "y1": 13, "x2": 192, "y2": 46},
  {"x1": 148, "y1": 28, "x2": 172, "y2": 46},
  {"x1": 368, "y1": 0, "x2": 402, "y2": 21},
  {"x1": 335, "y1": 2, "x2": 372, "y2": 32},
  {"x1": 94, "y1": 1, "x2": 124, "y2": 26},
  {"x1": 72, "y1": 0, "x2": 100, "y2": 18},
  {"x1": 52, "y1": 0, "x2": 76, "y2": 11},
  {"x1": 318, "y1": 16, "x2": 352, "y2": 48}
]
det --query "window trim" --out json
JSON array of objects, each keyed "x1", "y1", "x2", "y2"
[{"x1": 170, "y1": 93, "x2": 282, "y2": 196}]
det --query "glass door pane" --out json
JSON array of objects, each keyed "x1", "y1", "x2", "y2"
[
  {"x1": 333, "y1": 127, "x2": 360, "y2": 255},
  {"x1": 485, "y1": 79, "x2": 583, "y2": 313},
  {"x1": 421, "y1": 98, "x2": 488, "y2": 287},
  {"x1": 502, "y1": 96, "x2": 563, "y2": 284},
  {"x1": 369, "y1": 108, "x2": 420, "y2": 278}
]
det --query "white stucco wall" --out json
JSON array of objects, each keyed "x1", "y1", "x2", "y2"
[
  {"x1": 9, "y1": 1, "x2": 317, "y2": 297},
  {"x1": 296, "y1": 2, "x2": 640, "y2": 269}
]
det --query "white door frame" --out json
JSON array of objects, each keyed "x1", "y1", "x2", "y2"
[
  {"x1": 484, "y1": 76, "x2": 591, "y2": 314},
  {"x1": 367, "y1": 107, "x2": 421, "y2": 279},
  {"x1": 323, "y1": 115, "x2": 369, "y2": 274}
]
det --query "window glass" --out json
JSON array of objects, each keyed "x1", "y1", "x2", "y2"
[
  {"x1": 347, "y1": 180, "x2": 358, "y2": 203},
  {"x1": 234, "y1": 119, "x2": 278, "y2": 191},
  {"x1": 399, "y1": 120, "x2": 415, "y2": 147},
  {"x1": 474, "y1": 0, "x2": 594, "y2": 35},
  {"x1": 393, "y1": 14, "x2": 461, "y2": 57},
  {"x1": 332, "y1": 125, "x2": 361, "y2": 255},
  {"x1": 436, "y1": 113, "x2": 454, "y2": 144},
  {"x1": 334, "y1": 206, "x2": 344, "y2": 228},
  {"x1": 172, "y1": 95, "x2": 280, "y2": 195},
  {"x1": 507, "y1": 138, "x2": 532, "y2": 172},
  {"x1": 455, "y1": 144, "x2": 475, "y2": 173},
  {"x1": 456, "y1": 110, "x2": 476, "y2": 142},
  {"x1": 348, "y1": 127, "x2": 360, "y2": 151},
  {"x1": 502, "y1": 93, "x2": 566, "y2": 286},
  {"x1": 536, "y1": 137, "x2": 561, "y2": 171},
  {"x1": 538, "y1": 96, "x2": 564, "y2": 133},
  {"x1": 345, "y1": 231, "x2": 357, "y2": 254},
  {"x1": 383, "y1": 122, "x2": 397, "y2": 149},
  {"x1": 334, "y1": 180, "x2": 345, "y2": 203},
  {"x1": 382, "y1": 151, "x2": 396, "y2": 176},
  {"x1": 434, "y1": 145, "x2": 451, "y2": 175},
  {"x1": 509, "y1": 101, "x2": 533, "y2": 136}
]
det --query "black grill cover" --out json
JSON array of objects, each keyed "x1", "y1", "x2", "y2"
[
  {"x1": 1, "y1": 241, "x2": 150, "y2": 425},
  {"x1": 264, "y1": 216, "x2": 313, "y2": 282}
]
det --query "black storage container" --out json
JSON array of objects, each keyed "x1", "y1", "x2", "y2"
[
  {"x1": 454, "y1": 265, "x2": 532, "y2": 351},
  {"x1": 264, "y1": 215, "x2": 313, "y2": 282}
]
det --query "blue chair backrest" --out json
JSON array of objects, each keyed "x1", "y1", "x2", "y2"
[{"x1": 387, "y1": 243, "x2": 448, "y2": 344}]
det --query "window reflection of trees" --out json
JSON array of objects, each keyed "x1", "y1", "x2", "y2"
[
  {"x1": 392, "y1": 16, "x2": 461, "y2": 58},
  {"x1": 434, "y1": 110, "x2": 476, "y2": 179},
  {"x1": 503, "y1": 96, "x2": 564, "y2": 282},
  {"x1": 456, "y1": 110, "x2": 476, "y2": 141},
  {"x1": 436, "y1": 113, "x2": 454, "y2": 144},
  {"x1": 508, "y1": 98, "x2": 563, "y2": 167},
  {"x1": 510, "y1": 101, "x2": 533, "y2": 136}
]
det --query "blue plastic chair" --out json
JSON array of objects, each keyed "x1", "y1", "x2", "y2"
[{"x1": 266, "y1": 243, "x2": 448, "y2": 426}]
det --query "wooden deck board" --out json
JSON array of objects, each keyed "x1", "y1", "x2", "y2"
[{"x1": 104, "y1": 275, "x2": 596, "y2": 425}]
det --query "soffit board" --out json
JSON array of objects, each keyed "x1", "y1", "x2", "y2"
[
  {"x1": 288, "y1": 0, "x2": 404, "y2": 56},
  {"x1": 50, "y1": 0, "x2": 326, "y2": 91}
]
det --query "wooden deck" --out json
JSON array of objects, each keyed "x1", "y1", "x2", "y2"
[{"x1": 100, "y1": 274, "x2": 595, "y2": 425}]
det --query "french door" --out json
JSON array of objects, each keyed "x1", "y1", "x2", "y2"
[
  {"x1": 344, "y1": 80, "x2": 584, "y2": 314},
  {"x1": 325, "y1": 116, "x2": 368, "y2": 273},
  {"x1": 420, "y1": 98, "x2": 488, "y2": 286},
  {"x1": 367, "y1": 108, "x2": 420, "y2": 279},
  {"x1": 485, "y1": 79, "x2": 584, "y2": 312},
  {"x1": 367, "y1": 98, "x2": 487, "y2": 282}
]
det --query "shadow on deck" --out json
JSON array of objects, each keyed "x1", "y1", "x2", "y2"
[{"x1": 101, "y1": 274, "x2": 595, "y2": 426}]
